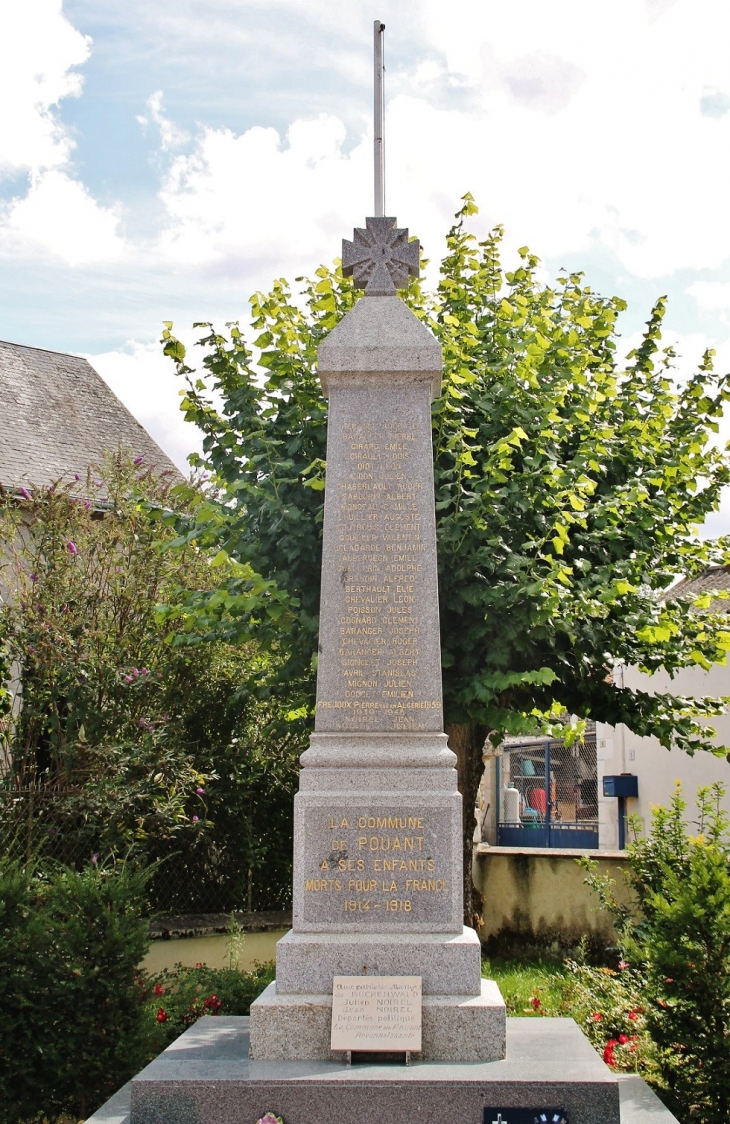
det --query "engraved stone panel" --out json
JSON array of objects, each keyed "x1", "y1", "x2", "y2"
[
  {"x1": 330, "y1": 975, "x2": 422, "y2": 1052},
  {"x1": 293, "y1": 796, "x2": 462, "y2": 932},
  {"x1": 315, "y1": 377, "x2": 442, "y2": 734}
]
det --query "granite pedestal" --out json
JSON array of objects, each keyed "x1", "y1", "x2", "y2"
[{"x1": 83, "y1": 1015, "x2": 680, "y2": 1124}]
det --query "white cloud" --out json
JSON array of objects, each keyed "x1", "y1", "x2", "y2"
[
  {"x1": 689, "y1": 281, "x2": 730, "y2": 314},
  {"x1": 0, "y1": 0, "x2": 90, "y2": 176},
  {"x1": 157, "y1": 114, "x2": 371, "y2": 275},
  {"x1": 0, "y1": 1, "x2": 126, "y2": 264},
  {"x1": 85, "y1": 340, "x2": 202, "y2": 474},
  {"x1": 1, "y1": 171, "x2": 124, "y2": 266},
  {"x1": 137, "y1": 90, "x2": 190, "y2": 152}
]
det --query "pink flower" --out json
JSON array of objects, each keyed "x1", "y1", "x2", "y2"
[
  {"x1": 192, "y1": 816, "x2": 199, "y2": 823},
  {"x1": 618, "y1": 960, "x2": 629, "y2": 970},
  {"x1": 134, "y1": 455, "x2": 144, "y2": 465},
  {"x1": 124, "y1": 675, "x2": 134, "y2": 683},
  {"x1": 132, "y1": 668, "x2": 139, "y2": 676},
  {"x1": 74, "y1": 473, "x2": 81, "y2": 481},
  {"x1": 196, "y1": 787, "x2": 205, "y2": 795},
  {"x1": 67, "y1": 542, "x2": 78, "y2": 555},
  {"x1": 19, "y1": 487, "x2": 31, "y2": 500}
]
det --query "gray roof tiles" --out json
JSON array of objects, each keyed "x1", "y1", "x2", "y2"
[
  {"x1": 667, "y1": 565, "x2": 730, "y2": 609},
  {"x1": 0, "y1": 340, "x2": 182, "y2": 488}
]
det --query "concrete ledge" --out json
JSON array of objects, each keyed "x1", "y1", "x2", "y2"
[
  {"x1": 87, "y1": 1020, "x2": 680, "y2": 1124},
  {"x1": 274, "y1": 926, "x2": 482, "y2": 996},
  {"x1": 126, "y1": 1016, "x2": 617, "y2": 1123},
  {"x1": 149, "y1": 911, "x2": 292, "y2": 940},
  {"x1": 249, "y1": 979, "x2": 506, "y2": 1062}
]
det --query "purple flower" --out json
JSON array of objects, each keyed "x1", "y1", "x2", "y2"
[
  {"x1": 91, "y1": 852, "x2": 100, "y2": 866},
  {"x1": 47, "y1": 827, "x2": 56, "y2": 836},
  {"x1": 124, "y1": 675, "x2": 134, "y2": 683},
  {"x1": 196, "y1": 787, "x2": 205, "y2": 795},
  {"x1": 67, "y1": 542, "x2": 78, "y2": 555},
  {"x1": 30, "y1": 574, "x2": 38, "y2": 582},
  {"x1": 19, "y1": 487, "x2": 31, "y2": 500},
  {"x1": 192, "y1": 815, "x2": 199, "y2": 823},
  {"x1": 133, "y1": 455, "x2": 144, "y2": 465},
  {"x1": 132, "y1": 668, "x2": 139, "y2": 676},
  {"x1": 138, "y1": 717, "x2": 147, "y2": 728},
  {"x1": 140, "y1": 667, "x2": 149, "y2": 675},
  {"x1": 27, "y1": 644, "x2": 35, "y2": 654},
  {"x1": 94, "y1": 480, "x2": 102, "y2": 487},
  {"x1": 84, "y1": 502, "x2": 91, "y2": 511},
  {"x1": 162, "y1": 714, "x2": 170, "y2": 721},
  {"x1": 74, "y1": 473, "x2": 81, "y2": 481}
]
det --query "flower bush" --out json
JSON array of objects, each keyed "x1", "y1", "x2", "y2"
[
  {"x1": 579, "y1": 783, "x2": 730, "y2": 1124},
  {"x1": 0, "y1": 456, "x2": 301, "y2": 912},
  {"x1": 142, "y1": 960, "x2": 275, "y2": 1051}
]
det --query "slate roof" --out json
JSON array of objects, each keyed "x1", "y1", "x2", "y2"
[
  {"x1": 0, "y1": 340, "x2": 182, "y2": 489},
  {"x1": 667, "y1": 565, "x2": 730, "y2": 610}
]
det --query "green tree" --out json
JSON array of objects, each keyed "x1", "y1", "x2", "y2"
[{"x1": 161, "y1": 197, "x2": 730, "y2": 922}]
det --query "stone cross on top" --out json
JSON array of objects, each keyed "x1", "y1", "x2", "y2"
[
  {"x1": 340, "y1": 23, "x2": 420, "y2": 298},
  {"x1": 342, "y1": 217, "x2": 419, "y2": 296}
]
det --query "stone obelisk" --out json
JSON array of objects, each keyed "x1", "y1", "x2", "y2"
[{"x1": 249, "y1": 216, "x2": 505, "y2": 1061}]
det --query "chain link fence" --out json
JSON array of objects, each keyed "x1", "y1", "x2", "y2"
[
  {"x1": 0, "y1": 785, "x2": 292, "y2": 915},
  {"x1": 496, "y1": 736, "x2": 599, "y2": 848}
]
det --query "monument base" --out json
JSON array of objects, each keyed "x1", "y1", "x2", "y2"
[
  {"x1": 87, "y1": 1019, "x2": 681, "y2": 1124},
  {"x1": 249, "y1": 977, "x2": 505, "y2": 1062},
  {"x1": 86, "y1": 1015, "x2": 683, "y2": 1124}
]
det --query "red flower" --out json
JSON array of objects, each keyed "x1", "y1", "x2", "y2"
[
  {"x1": 665, "y1": 978, "x2": 674, "y2": 984},
  {"x1": 154, "y1": 983, "x2": 165, "y2": 996},
  {"x1": 529, "y1": 996, "x2": 541, "y2": 1010},
  {"x1": 590, "y1": 1012, "x2": 603, "y2": 1021},
  {"x1": 603, "y1": 1040, "x2": 617, "y2": 1066},
  {"x1": 628, "y1": 1010, "x2": 640, "y2": 1020},
  {"x1": 618, "y1": 1034, "x2": 629, "y2": 1044},
  {"x1": 156, "y1": 1008, "x2": 168, "y2": 1023}
]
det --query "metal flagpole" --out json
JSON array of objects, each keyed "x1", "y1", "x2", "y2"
[{"x1": 373, "y1": 20, "x2": 385, "y2": 217}]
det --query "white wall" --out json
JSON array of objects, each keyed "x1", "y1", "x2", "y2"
[{"x1": 597, "y1": 659, "x2": 730, "y2": 847}]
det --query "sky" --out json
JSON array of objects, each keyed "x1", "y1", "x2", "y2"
[{"x1": 2, "y1": 0, "x2": 730, "y2": 528}]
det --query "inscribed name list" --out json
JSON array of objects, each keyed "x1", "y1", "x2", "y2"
[
  {"x1": 315, "y1": 383, "x2": 442, "y2": 733},
  {"x1": 330, "y1": 975, "x2": 422, "y2": 1052}
]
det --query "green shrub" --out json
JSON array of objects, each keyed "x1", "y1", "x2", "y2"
[
  {"x1": 581, "y1": 783, "x2": 730, "y2": 1124},
  {"x1": 0, "y1": 860, "x2": 152, "y2": 1123},
  {"x1": 144, "y1": 960, "x2": 275, "y2": 1051}
]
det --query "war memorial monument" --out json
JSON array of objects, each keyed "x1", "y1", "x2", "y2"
[{"x1": 89, "y1": 23, "x2": 677, "y2": 1124}]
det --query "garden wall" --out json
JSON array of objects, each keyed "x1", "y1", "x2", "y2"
[{"x1": 473, "y1": 845, "x2": 629, "y2": 959}]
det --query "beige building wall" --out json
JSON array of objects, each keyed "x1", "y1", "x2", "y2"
[{"x1": 598, "y1": 659, "x2": 730, "y2": 847}]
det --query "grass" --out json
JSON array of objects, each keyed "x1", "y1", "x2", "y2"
[{"x1": 482, "y1": 956, "x2": 567, "y2": 1017}]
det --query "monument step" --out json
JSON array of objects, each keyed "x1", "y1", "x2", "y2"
[
  {"x1": 249, "y1": 978, "x2": 506, "y2": 1062},
  {"x1": 274, "y1": 926, "x2": 483, "y2": 996},
  {"x1": 103, "y1": 1016, "x2": 657, "y2": 1124}
]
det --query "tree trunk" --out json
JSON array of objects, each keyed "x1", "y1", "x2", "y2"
[{"x1": 445, "y1": 721, "x2": 486, "y2": 931}]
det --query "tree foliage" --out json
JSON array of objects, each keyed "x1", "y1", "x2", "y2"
[{"x1": 161, "y1": 196, "x2": 730, "y2": 756}]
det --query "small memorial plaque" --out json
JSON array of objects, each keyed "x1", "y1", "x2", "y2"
[
  {"x1": 483, "y1": 1111, "x2": 568, "y2": 1124},
  {"x1": 330, "y1": 975, "x2": 421, "y2": 1052}
]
